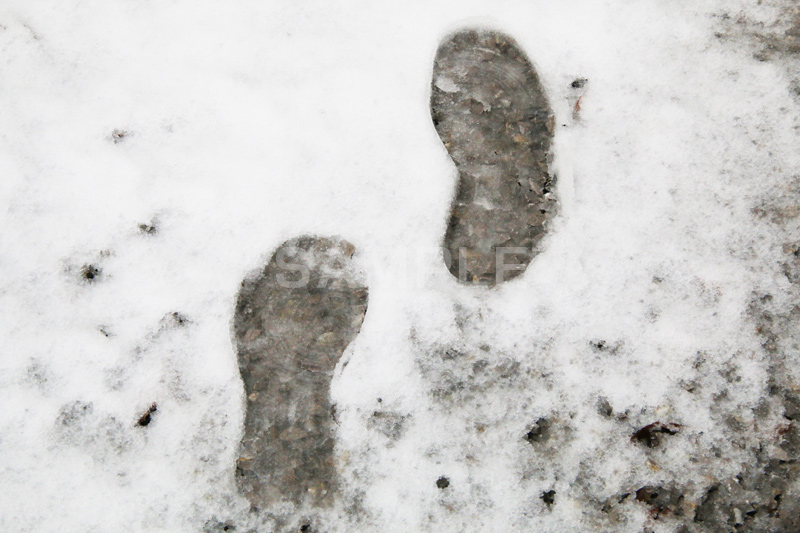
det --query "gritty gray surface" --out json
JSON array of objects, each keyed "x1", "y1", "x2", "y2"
[
  {"x1": 421, "y1": 20, "x2": 800, "y2": 533},
  {"x1": 431, "y1": 28, "x2": 556, "y2": 286},
  {"x1": 634, "y1": 7, "x2": 800, "y2": 532},
  {"x1": 221, "y1": 20, "x2": 800, "y2": 533},
  {"x1": 232, "y1": 237, "x2": 367, "y2": 522}
]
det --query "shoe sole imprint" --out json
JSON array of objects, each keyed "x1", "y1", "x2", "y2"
[
  {"x1": 232, "y1": 236, "x2": 368, "y2": 510},
  {"x1": 431, "y1": 28, "x2": 556, "y2": 286}
]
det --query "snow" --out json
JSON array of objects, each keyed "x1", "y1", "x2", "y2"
[{"x1": 1, "y1": 0, "x2": 799, "y2": 531}]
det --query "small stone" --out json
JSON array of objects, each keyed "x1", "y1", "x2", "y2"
[
  {"x1": 732, "y1": 507, "x2": 744, "y2": 525},
  {"x1": 769, "y1": 445, "x2": 791, "y2": 461}
]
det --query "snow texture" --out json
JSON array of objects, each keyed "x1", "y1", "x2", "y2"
[{"x1": 1, "y1": 0, "x2": 800, "y2": 531}]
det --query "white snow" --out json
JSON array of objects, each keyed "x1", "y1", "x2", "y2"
[{"x1": 1, "y1": 0, "x2": 799, "y2": 531}]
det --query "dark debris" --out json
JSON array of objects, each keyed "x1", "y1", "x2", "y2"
[
  {"x1": 525, "y1": 417, "x2": 551, "y2": 444},
  {"x1": 81, "y1": 264, "x2": 102, "y2": 283},
  {"x1": 136, "y1": 403, "x2": 157, "y2": 427},
  {"x1": 631, "y1": 422, "x2": 682, "y2": 448}
]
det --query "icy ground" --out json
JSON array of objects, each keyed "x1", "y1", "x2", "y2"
[{"x1": 2, "y1": 0, "x2": 800, "y2": 531}]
